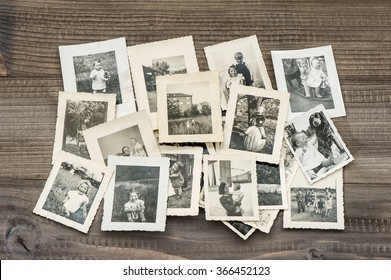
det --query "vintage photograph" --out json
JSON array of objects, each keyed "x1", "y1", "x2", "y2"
[
  {"x1": 282, "y1": 139, "x2": 299, "y2": 187},
  {"x1": 101, "y1": 156, "x2": 169, "y2": 231},
  {"x1": 271, "y1": 45, "x2": 346, "y2": 120},
  {"x1": 256, "y1": 162, "x2": 287, "y2": 210},
  {"x1": 128, "y1": 36, "x2": 199, "y2": 129},
  {"x1": 283, "y1": 168, "x2": 344, "y2": 230},
  {"x1": 203, "y1": 154, "x2": 259, "y2": 221},
  {"x1": 284, "y1": 105, "x2": 353, "y2": 184},
  {"x1": 59, "y1": 37, "x2": 136, "y2": 117},
  {"x1": 222, "y1": 221, "x2": 256, "y2": 240},
  {"x1": 33, "y1": 151, "x2": 113, "y2": 233},
  {"x1": 160, "y1": 146, "x2": 203, "y2": 216},
  {"x1": 221, "y1": 85, "x2": 289, "y2": 164},
  {"x1": 204, "y1": 35, "x2": 272, "y2": 110},
  {"x1": 52, "y1": 92, "x2": 116, "y2": 162},
  {"x1": 83, "y1": 110, "x2": 161, "y2": 165},
  {"x1": 244, "y1": 209, "x2": 279, "y2": 234},
  {"x1": 157, "y1": 71, "x2": 223, "y2": 143}
]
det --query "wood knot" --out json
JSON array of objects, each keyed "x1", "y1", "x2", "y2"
[
  {"x1": 2, "y1": 217, "x2": 40, "y2": 259},
  {"x1": 306, "y1": 248, "x2": 326, "y2": 260}
]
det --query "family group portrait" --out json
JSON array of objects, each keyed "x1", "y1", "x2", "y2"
[
  {"x1": 73, "y1": 51, "x2": 122, "y2": 104},
  {"x1": 290, "y1": 187, "x2": 337, "y2": 223},
  {"x1": 285, "y1": 107, "x2": 352, "y2": 183}
]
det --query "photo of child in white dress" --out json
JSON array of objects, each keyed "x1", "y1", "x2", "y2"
[
  {"x1": 90, "y1": 60, "x2": 111, "y2": 93},
  {"x1": 63, "y1": 180, "x2": 91, "y2": 223}
]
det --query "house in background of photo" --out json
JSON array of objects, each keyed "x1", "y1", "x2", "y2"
[{"x1": 167, "y1": 93, "x2": 193, "y2": 111}]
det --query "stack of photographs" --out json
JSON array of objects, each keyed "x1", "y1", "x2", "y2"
[{"x1": 32, "y1": 35, "x2": 353, "y2": 238}]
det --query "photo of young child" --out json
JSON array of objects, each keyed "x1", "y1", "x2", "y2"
[
  {"x1": 90, "y1": 60, "x2": 111, "y2": 93},
  {"x1": 306, "y1": 58, "x2": 330, "y2": 99},
  {"x1": 63, "y1": 180, "x2": 91, "y2": 223},
  {"x1": 224, "y1": 65, "x2": 245, "y2": 102},
  {"x1": 232, "y1": 183, "x2": 245, "y2": 215},
  {"x1": 169, "y1": 161, "x2": 185, "y2": 199},
  {"x1": 123, "y1": 191, "x2": 147, "y2": 222}
]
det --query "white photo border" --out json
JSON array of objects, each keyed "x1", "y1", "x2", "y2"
[
  {"x1": 271, "y1": 45, "x2": 346, "y2": 120},
  {"x1": 221, "y1": 85, "x2": 290, "y2": 164},
  {"x1": 33, "y1": 151, "x2": 113, "y2": 233},
  {"x1": 127, "y1": 36, "x2": 199, "y2": 130},
  {"x1": 101, "y1": 156, "x2": 169, "y2": 232},
  {"x1": 59, "y1": 37, "x2": 136, "y2": 117}
]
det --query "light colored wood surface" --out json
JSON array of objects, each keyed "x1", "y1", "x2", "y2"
[{"x1": 1, "y1": 0, "x2": 391, "y2": 259}]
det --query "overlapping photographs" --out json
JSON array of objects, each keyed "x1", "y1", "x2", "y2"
[
  {"x1": 83, "y1": 110, "x2": 161, "y2": 165},
  {"x1": 271, "y1": 45, "x2": 345, "y2": 120},
  {"x1": 52, "y1": 92, "x2": 116, "y2": 162},
  {"x1": 33, "y1": 151, "x2": 113, "y2": 233},
  {"x1": 222, "y1": 221, "x2": 256, "y2": 240},
  {"x1": 284, "y1": 105, "x2": 353, "y2": 184},
  {"x1": 59, "y1": 37, "x2": 136, "y2": 117},
  {"x1": 157, "y1": 71, "x2": 223, "y2": 143},
  {"x1": 203, "y1": 154, "x2": 259, "y2": 221},
  {"x1": 204, "y1": 35, "x2": 272, "y2": 110},
  {"x1": 160, "y1": 146, "x2": 203, "y2": 216},
  {"x1": 101, "y1": 156, "x2": 169, "y2": 231},
  {"x1": 221, "y1": 85, "x2": 289, "y2": 164},
  {"x1": 283, "y1": 168, "x2": 344, "y2": 230},
  {"x1": 128, "y1": 36, "x2": 199, "y2": 129}
]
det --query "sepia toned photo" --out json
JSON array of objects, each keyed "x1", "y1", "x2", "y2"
[
  {"x1": 52, "y1": 92, "x2": 116, "y2": 162},
  {"x1": 223, "y1": 221, "x2": 256, "y2": 240},
  {"x1": 101, "y1": 156, "x2": 169, "y2": 231},
  {"x1": 33, "y1": 151, "x2": 113, "y2": 233},
  {"x1": 221, "y1": 85, "x2": 289, "y2": 164},
  {"x1": 204, "y1": 35, "x2": 272, "y2": 110},
  {"x1": 283, "y1": 168, "x2": 344, "y2": 230},
  {"x1": 203, "y1": 154, "x2": 259, "y2": 221},
  {"x1": 281, "y1": 139, "x2": 299, "y2": 188},
  {"x1": 271, "y1": 45, "x2": 346, "y2": 120},
  {"x1": 160, "y1": 146, "x2": 203, "y2": 216},
  {"x1": 59, "y1": 37, "x2": 136, "y2": 117},
  {"x1": 284, "y1": 105, "x2": 353, "y2": 184},
  {"x1": 256, "y1": 162, "x2": 287, "y2": 210},
  {"x1": 157, "y1": 71, "x2": 223, "y2": 143},
  {"x1": 128, "y1": 36, "x2": 199, "y2": 129},
  {"x1": 244, "y1": 209, "x2": 279, "y2": 234},
  {"x1": 83, "y1": 110, "x2": 161, "y2": 165}
]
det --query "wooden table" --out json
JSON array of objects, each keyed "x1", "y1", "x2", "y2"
[{"x1": 1, "y1": 0, "x2": 391, "y2": 260}]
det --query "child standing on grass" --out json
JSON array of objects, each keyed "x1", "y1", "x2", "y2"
[
  {"x1": 63, "y1": 180, "x2": 91, "y2": 223},
  {"x1": 90, "y1": 60, "x2": 110, "y2": 93},
  {"x1": 124, "y1": 192, "x2": 146, "y2": 222}
]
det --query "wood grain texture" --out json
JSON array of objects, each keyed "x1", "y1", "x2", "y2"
[{"x1": 1, "y1": 0, "x2": 391, "y2": 260}]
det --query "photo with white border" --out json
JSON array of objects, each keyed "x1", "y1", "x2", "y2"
[
  {"x1": 83, "y1": 110, "x2": 161, "y2": 165},
  {"x1": 204, "y1": 35, "x2": 272, "y2": 110},
  {"x1": 52, "y1": 91, "x2": 116, "y2": 162},
  {"x1": 160, "y1": 146, "x2": 203, "y2": 216},
  {"x1": 33, "y1": 151, "x2": 113, "y2": 233},
  {"x1": 59, "y1": 37, "x2": 136, "y2": 117},
  {"x1": 157, "y1": 71, "x2": 223, "y2": 143},
  {"x1": 283, "y1": 168, "x2": 344, "y2": 230},
  {"x1": 244, "y1": 209, "x2": 279, "y2": 234},
  {"x1": 127, "y1": 36, "x2": 199, "y2": 129},
  {"x1": 271, "y1": 45, "x2": 345, "y2": 120},
  {"x1": 203, "y1": 154, "x2": 259, "y2": 221},
  {"x1": 284, "y1": 104, "x2": 353, "y2": 184},
  {"x1": 101, "y1": 156, "x2": 169, "y2": 232},
  {"x1": 221, "y1": 85, "x2": 289, "y2": 164}
]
